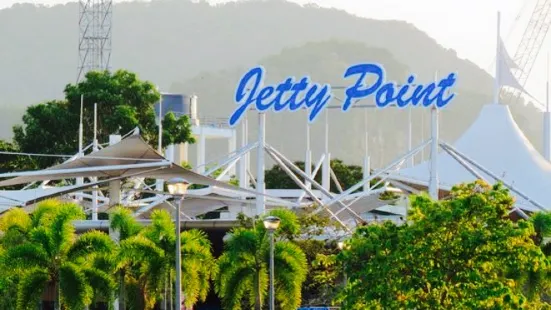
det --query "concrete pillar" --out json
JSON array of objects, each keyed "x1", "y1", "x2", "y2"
[
  {"x1": 108, "y1": 135, "x2": 122, "y2": 207},
  {"x1": 175, "y1": 143, "x2": 189, "y2": 166},
  {"x1": 196, "y1": 130, "x2": 206, "y2": 174}
]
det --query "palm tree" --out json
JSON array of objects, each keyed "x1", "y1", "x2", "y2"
[
  {"x1": 109, "y1": 206, "x2": 143, "y2": 310},
  {"x1": 117, "y1": 209, "x2": 216, "y2": 309},
  {"x1": 1, "y1": 200, "x2": 116, "y2": 310},
  {"x1": 215, "y1": 209, "x2": 308, "y2": 310}
]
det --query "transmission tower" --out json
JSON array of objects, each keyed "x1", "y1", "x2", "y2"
[
  {"x1": 505, "y1": 0, "x2": 551, "y2": 104},
  {"x1": 77, "y1": 0, "x2": 113, "y2": 82}
]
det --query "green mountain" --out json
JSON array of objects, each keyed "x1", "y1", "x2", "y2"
[{"x1": 0, "y1": 0, "x2": 544, "y2": 169}]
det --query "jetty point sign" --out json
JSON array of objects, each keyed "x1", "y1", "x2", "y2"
[{"x1": 229, "y1": 63, "x2": 457, "y2": 127}]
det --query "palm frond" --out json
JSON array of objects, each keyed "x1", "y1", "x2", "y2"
[
  {"x1": 67, "y1": 230, "x2": 115, "y2": 260},
  {"x1": 180, "y1": 229, "x2": 216, "y2": 305},
  {"x1": 117, "y1": 235, "x2": 164, "y2": 269},
  {"x1": 29, "y1": 227, "x2": 53, "y2": 258},
  {"x1": 50, "y1": 202, "x2": 85, "y2": 255},
  {"x1": 16, "y1": 268, "x2": 49, "y2": 310},
  {"x1": 109, "y1": 206, "x2": 142, "y2": 241},
  {"x1": 270, "y1": 242, "x2": 308, "y2": 309},
  {"x1": 0, "y1": 208, "x2": 31, "y2": 233},
  {"x1": 143, "y1": 210, "x2": 175, "y2": 252},
  {"x1": 224, "y1": 228, "x2": 260, "y2": 261},
  {"x1": 142, "y1": 258, "x2": 167, "y2": 308},
  {"x1": 6, "y1": 243, "x2": 49, "y2": 269},
  {"x1": 30, "y1": 199, "x2": 60, "y2": 227},
  {"x1": 59, "y1": 262, "x2": 93, "y2": 310},
  {"x1": 82, "y1": 267, "x2": 116, "y2": 305},
  {"x1": 216, "y1": 260, "x2": 257, "y2": 310},
  {"x1": 91, "y1": 253, "x2": 117, "y2": 273}
]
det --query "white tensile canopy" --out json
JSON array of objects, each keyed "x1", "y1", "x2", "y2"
[
  {"x1": 0, "y1": 135, "x2": 254, "y2": 190},
  {"x1": 0, "y1": 135, "x2": 271, "y2": 209},
  {"x1": 389, "y1": 104, "x2": 551, "y2": 212}
]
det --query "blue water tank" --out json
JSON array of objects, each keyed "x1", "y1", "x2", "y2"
[{"x1": 153, "y1": 94, "x2": 190, "y2": 121}]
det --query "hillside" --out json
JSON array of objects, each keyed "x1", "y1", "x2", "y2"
[
  {"x1": 172, "y1": 40, "x2": 500, "y2": 168},
  {"x1": 0, "y1": 0, "x2": 544, "y2": 169},
  {"x1": 0, "y1": 0, "x2": 490, "y2": 134}
]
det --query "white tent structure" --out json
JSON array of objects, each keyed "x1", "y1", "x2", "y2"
[
  {"x1": 389, "y1": 104, "x2": 551, "y2": 212},
  {"x1": 386, "y1": 12, "x2": 551, "y2": 213}
]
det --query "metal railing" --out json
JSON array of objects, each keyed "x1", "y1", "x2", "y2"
[
  {"x1": 160, "y1": 111, "x2": 231, "y2": 129},
  {"x1": 196, "y1": 116, "x2": 231, "y2": 129}
]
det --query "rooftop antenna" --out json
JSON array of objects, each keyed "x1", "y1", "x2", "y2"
[{"x1": 77, "y1": 0, "x2": 113, "y2": 82}]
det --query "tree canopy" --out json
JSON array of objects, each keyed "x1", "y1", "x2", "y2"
[
  {"x1": 337, "y1": 181, "x2": 551, "y2": 309},
  {"x1": 11, "y1": 70, "x2": 195, "y2": 169}
]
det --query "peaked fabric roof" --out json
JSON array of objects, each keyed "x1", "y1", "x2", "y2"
[
  {"x1": 390, "y1": 104, "x2": 551, "y2": 211},
  {"x1": 0, "y1": 135, "x2": 265, "y2": 198}
]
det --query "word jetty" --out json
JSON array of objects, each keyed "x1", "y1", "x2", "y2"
[{"x1": 228, "y1": 64, "x2": 457, "y2": 126}]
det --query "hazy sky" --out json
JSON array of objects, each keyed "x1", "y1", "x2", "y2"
[{"x1": 3, "y1": 0, "x2": 550, "y2": 100}]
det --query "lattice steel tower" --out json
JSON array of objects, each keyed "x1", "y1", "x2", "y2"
[
  {"x1": 77, "y1": 0, "x2": 113, "y2": 82},
  {"x1": 504, "y1": 0, "x2": 551, "y2": 104}
]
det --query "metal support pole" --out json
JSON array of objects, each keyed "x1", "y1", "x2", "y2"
[
  {"x1": 408, "y1": 106, "x2": 413, "y2": 167},
  {"x1": 305, "y1": 114, "x2": 312, "y2": 191},
  {"x1": 320, "y1": 139, "x2": 430, "y2": 209},
  {"x1": 266, "y1": 146, "x2": 363, "y2": 224},
  {"x1": 428, "y1": 107, "x2": 439, "y2": 200},
  {"x1": 256, "y1": 113, "x2": 266, "y2": 215},
  {"x1": 322, "y1": 110, "x2": 331, "y2": 193},
  {"x1": 156, "y1": 93, "x2": 164, "y2": 193},
  {"x1": 175, "y1": 197, "x2": 183, "y2": 309},
  {"x1": 441, "y1": 142, "x2": 547, "y2": 211},
  {"x1": 239, "y1": 115, "x2": 249, "y2": 190},
  {"x1": 269, "y1": 230, "x2": 275, "y2": 310},
  {"x1": 92, "y1": 103, "x2": 98, "y2": 220}
]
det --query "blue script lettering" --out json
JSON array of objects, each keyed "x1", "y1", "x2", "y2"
[
  {"x1": 343, "y1": 63, "x2": 457, "y2": 110},
  {"x1": 228, "y1": 64, "x2": 458, "y2": 126},
  {"x1": 229, "y1": 66, "x2": 332, "y2": 126}
]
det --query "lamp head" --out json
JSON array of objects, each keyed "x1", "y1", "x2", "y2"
[
  {"x1": 167, "y1": 177, "x2": 190, "y2": 195},
  {"x1": 263, "y1": 216, "x2": 281, "y2": 231}
]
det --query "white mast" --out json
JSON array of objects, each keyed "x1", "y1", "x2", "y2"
[
  {"x1": 256, "y1": 112, "x2": 266, "y2": 215},
  {"x1": 407, "y1": 106, "x2": 413, "y2": 167},
  {"x1": 305, "y1": 111, "x2": 312, "y2": 191},
  {"x1": 91, "y1": 103, "x2": 99, "y2": 221},
  {"x1": 322, "y1": 110, "x2": 331, "y2": 194},
  {"x1": 239, "y1": 113, "x2": 249, "y2": 190},
  {"x1": 78, "y1": 94, "x2": 84, "y2": 156},
  {"x1": 156, "y1": 91, "x2": 163, "y2": 192},
  {"x1": 494, "y1": 11, "x2": 501, "y2": 105},
  {"x1": 76, "y1": 95, "x2": 84, "y2": 201},
  {"x1": 428, "y1": 106, "x2": 439, "y2": 199},
  {"x1": 363, "y1": 108, "x2": 370, "y2": 192},
  {"x1": 428, "y1": 71, "x2": 440, "y2": 199},
  {"x1": 544, "y1": 52, "x2": 551, "y2": 162}
]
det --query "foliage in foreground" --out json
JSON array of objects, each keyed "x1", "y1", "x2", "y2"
[
  {"x1": 337, "y1": 181, "x2": 551, "y2": 309},
  {"x1": 0, "y1": 200, "x2": 116, "y2": 310},
  {"x1": 115, "y1": 208, "x2": 217, "y2": 309},
  {"x1": 216, "y1": 209, "x2": 308, "y2": 310},
  {"x1": 0, "y1": 202, "x2": 216, "y2": 310}
]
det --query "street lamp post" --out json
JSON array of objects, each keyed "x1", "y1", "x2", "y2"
[
  {"x1": 168, "y1": 178, "x2": 190, "y2": 310},
  {"x1": 263, "y1": 216, "x2": 281, "y2": 310}
]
